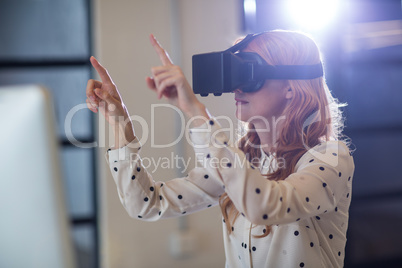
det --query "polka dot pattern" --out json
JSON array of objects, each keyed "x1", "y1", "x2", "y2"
[{"x1": 108, "y1": 120, "x2": 353, "y2": 268}]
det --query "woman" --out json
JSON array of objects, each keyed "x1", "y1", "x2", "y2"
[{"x1": 86, "y1": 30, "x2": 354, "y2": 267}]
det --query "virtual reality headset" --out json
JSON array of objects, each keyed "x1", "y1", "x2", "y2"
[{"x1": 192, "y1": 33, "x2": 324, "y2": 96}]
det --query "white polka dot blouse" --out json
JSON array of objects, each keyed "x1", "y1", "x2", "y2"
[{"x1": 106, "y1": 118, "x2": 355, "y2": 268}]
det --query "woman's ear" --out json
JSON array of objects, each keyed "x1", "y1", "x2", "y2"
[{"x1": 285, "y1": 88, "x2": 293, "y2": 99}]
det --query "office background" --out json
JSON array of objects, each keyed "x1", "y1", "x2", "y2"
[{"x1": 1, "y1": 0, "x2": 401, "y2": 267}]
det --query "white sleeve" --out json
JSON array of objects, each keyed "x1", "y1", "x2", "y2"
[
  {"x1": 189, "y1": 118, "x2": 355, "y2": 225},
  {"x1": 106, "y1": 140, "x2": 225, "y2": 221}
]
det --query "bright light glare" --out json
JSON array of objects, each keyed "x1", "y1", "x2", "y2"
[
  {"x1": 244, "y1": 0, "x2": 256, "y2": 16},
  {"x1": 287, "y1": 0, "x2": 339, "y2": 31}
]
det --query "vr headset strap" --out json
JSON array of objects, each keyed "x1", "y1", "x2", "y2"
[
  {"x1": 225, "y1": 33, "x2": 263, "y2": 53},
  {"x1": 258, "y1": 63, "x2": 324, "y2": 80},
  {"x1": 226, "y1": 33, "x2": 324, "y2": 80}
]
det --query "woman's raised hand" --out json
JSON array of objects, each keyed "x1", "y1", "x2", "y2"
[
  {"x1": 146, "y1": 34, "x2": 209, "y2": 120},
  {"x1": 86, "y1": 56, "x2": 135, "y2": 147},
  {"x1": 85, "y1": 34, "x2": 210, "y2": 146}
]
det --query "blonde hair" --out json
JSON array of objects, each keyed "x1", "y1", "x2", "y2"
[{"x1": 219, "y1": 30, "x2": 347, "y2": 238}]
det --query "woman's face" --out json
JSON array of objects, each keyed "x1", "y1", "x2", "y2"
[{"x1": 234, "y1": 79, "x2": 291, "y2": 124}]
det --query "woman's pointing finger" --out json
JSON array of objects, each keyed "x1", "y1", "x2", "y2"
[{"x1": 149, "y1": 34, "x2": 173, "y2": 66}]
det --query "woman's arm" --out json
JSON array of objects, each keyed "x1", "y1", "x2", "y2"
[
  {"x1": 85, "y1": 35, "x2": 226, "y2": 220},
  {"x1": 106, "y1": 142, "x2": 225, "y2": 221}
]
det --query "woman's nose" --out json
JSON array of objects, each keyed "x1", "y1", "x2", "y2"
[{"x1": 233, "y1": 88, "x2": 243, "y2": 93}]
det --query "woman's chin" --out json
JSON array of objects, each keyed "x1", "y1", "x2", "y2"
[{"x1": 235, "y1": 111, "x2": 249, "y2": 122}]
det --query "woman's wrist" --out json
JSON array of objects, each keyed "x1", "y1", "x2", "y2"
[
  {"x1": 114, "y1": 121, "x2": 136, "y2": 148},
  {"x1": 185, "y1": 102, "x2": 205, "y2": 117},
  {"x1": 186, "y1": 102, "x2": 211, "y2": 128}
]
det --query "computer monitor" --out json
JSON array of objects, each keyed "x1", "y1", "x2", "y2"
[{"x1": 0, "y1": 85, "x2": 76, "y2": 268}]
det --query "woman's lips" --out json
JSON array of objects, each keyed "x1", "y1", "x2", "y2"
[{"x1": 235, "y1": 98, "x2": 248, "y2": 105}]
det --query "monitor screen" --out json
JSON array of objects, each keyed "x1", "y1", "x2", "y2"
[{"x1": 0, "y1": 85, "x2": 76, "y2": 268}]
